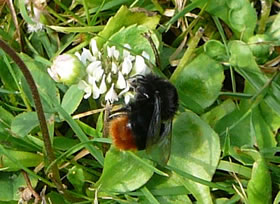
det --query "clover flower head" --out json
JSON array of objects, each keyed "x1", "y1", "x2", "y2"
[
  {"x1": 47, "y1": 54, "x2": 86, "y2": 85},
  {"x1": 49, "y1": 39, "x2": 151, "y2": 104}
]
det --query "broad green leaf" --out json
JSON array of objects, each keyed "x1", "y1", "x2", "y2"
[
  {"x1": 259, "y1": 102, "x2": 280, "y2": 133},
  {"x1": 144, "y1": 171, "x2": 192, "y2": 203},
  {"x1": 267, "y1": 12, "x2": 280, "y2": 42},
  {"x1": 61, "y1": 84, "x2": 84, "y2": 115},
  {"x1": 168, "y1": 111, "x2": 220, "y2": 203},
  {"x1": 107, "y1": 24, "x2": 160, "y2": 65},
  {"x1": 201, "y1": 99, "x2": 236, "y2": 128},
  {"x1": 95, "y1": 5, "x2": 160, "y2": 47},
  {"x1": 172, "y1": 54, "x2": 224, "y2": 112},
  {"x1": 243, "y1": 148, "x2": 272, "y2": 204},
  {"x1": 95, "y1": 147, "x2": 154, "y2": 193},
  {"x1": 0, "y1": 172, "x2": 37, "y2": 201},
  {"x1": 203, "y1": 40, "x2": 227, "y2": 62},
  {"x1": 11, "y1": 112, "x2": 52, "y2": 137},
  {"x1": 229, "y1": 40, "x2": 256, "y2": 68},
  {"x1": 229, "y1": 40, "x2": 280, "y2": 116},
  {"x1": 193, "y1": 0, "x2": 257, "y2": 41},
  {"x1": 248, "y1": 34, "x2": 272, "y2": 64},
  {"x1": 0, "y1": 150, "x2": 42, "y2": 171},
  {"x1": 67, "y1": 166, "x2": 85, "y2": 193},
  {"x1": 214, "y1": 108, "x2": 254, "y2": 148}
]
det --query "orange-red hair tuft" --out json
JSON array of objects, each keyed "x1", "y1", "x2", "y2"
[{"x1": 109, "y1": 115, "x2": 137, "y2": 150}]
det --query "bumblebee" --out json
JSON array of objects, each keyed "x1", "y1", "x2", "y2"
[{"x1": 109, "y1": 74, "x2": 178, "y2": 163}]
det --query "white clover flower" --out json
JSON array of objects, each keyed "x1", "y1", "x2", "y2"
[
  {"x1": 122, "y1": 57, "x2": 133, "y2": 75},
  {"x1": 107, "y1": 46, "x2": 119, "y2": 59},
  {"x1": 111, "y1": 62, "x2": 118, "y2": 74},
  {"x1": 48, "y1": 54, "x2": 85, "y2": 85},
  {"x1": 86, "y1": 61, "x2": 103, "y2": 82},
  {"x1": 99, "y1": 75, "x2": 107, "y2": 94},
  {"x1": 106, "y1": 73, "x2": 112, "y2": 83},
  {"x1": 91, "y1": 80, "x2": 101, "y2": 99},
  {"x1": 132, "y1": 55, "x2": 149, "y2": 76},
  {"x1": 123, "y1": 44, "x2": 135, "y2": 62},
  {"x1": 90, "y1": 39, "x2": 99, "y2": 55},
  {"x1": 116, "y1": 71, "x2": 126, "y2": 89},
  {"x1": 105, "y1": 83, "x2": 118, "y2": 103},
  {"x1": 80, "y1": 48, "x2": 96, "y2": 65},
  {"x1": 78, "y1": 80, "x2": 92, "y2": 99}
]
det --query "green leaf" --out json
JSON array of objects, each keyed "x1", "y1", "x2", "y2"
[
  {"x1": 0, "y1": 106, "x2": 14, "y2": 127},
  {"x1": 267, "y1": 12, "x2": 280, "y2": 42},
  {"x1": 11, "y1": 112, "x2": 52, "y2": 137},
  {"x1": 201, "y1": 99, "x2": 236, "y2": 128},
  {"x1": 95, "y1": 5, "x2": 160, "y2": 47},
  {"x1": 145, "y1": 171, "x2": 192, "y2": 203},
  {"x1": 243, "y1": 148, "x2": 272, "y2": 204},
  {"x1": 194, "y1": 0, "x2": 257, "y2": 41},
  {"x1": 203, "y1": 40, "x2": 227, "y2": 62},
  {"x1": 107, "y1": 24, "x2": 160, "y2": 65},
  {"x1": 172, "y1": 54, "x2": 224, "y2": 112},
  {"x1": 0, "y1": 172, "x2": 37, "y2": 201},
  {"x1": 67, "y1": 166, "x2": 85, "y2": 193},
  {"x1": 0, "y1": 149, "x2": 43, "y2": 171},
  {"x1": 168, "y1": 110, "x2": 221, "y2": 203},
  {"x1": 61, "y1": 84, "x2": 84, "y2": 115},
  {"x1": 53, "y1": 136, "x2": 79, "y2": 151},
  {"x1": 95, "y1": 147, "x2": 154, "y2": 193},
  {"x1": 229, "y1": 40, "x2": 280, "y2": 116}
]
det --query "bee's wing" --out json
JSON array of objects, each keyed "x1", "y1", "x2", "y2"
[
  {"x1": 147, "y1": 120, "x2": 172, "y2": 165},
  {"x1": 146, "y1": 93, "x2": 172, "y2": 165},
  {"x1": 146, "y1": 92, "x2": 162, "y2": 147}
]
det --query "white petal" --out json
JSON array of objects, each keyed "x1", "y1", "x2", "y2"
[
  {"x1": 99, "y1": 75, "x2": 107, "y2": 94},
  {"x1": 113, "y1": 49, "x2": 120, "y2": 60},
  {"x1": 107, "y1": 46, "x2": 114, "y2": 58},
  {"x1": 75, "y1": 51, "x2": 82, "y2": 60},
  {"x1": 90, "y1": 39, "x2": 99, "y2": 55},
  {"x1": 111, "y1": 62, "x2": 118, "y2": 74},
  {"x1": 133, "y1": 55, "x2": 148, "y2": 75},
  {"x1": 123, "y1": 44, "x2": 131, "y2": 58},
  {"x1": 47, "y1": 68, "x2": 59, "y2": 82},
  {"x1": 122, "y1": 57, "x2": 133, "y2": 75},
  {"x1": 118, "y1": 82, "x2": 130, "y2": 96},
  {"x1": 86, "y1": 61, "x2": 104, "y2": 82},
  {"x1": 92, "y1": 80, "x2": 100, "y2": 99},
  {"x1": 84, "y1": 86, "x2": 92, "y2": 99},
  {"x1": 105, "y1": 83, "x2": 118, "y2": 103},
  {"x1": 106, "y1": 73, "x2": 112, "y2": 83},
  {"x1": 81, "y1": 48, "x2": 95, "y2": 64},
  {"x1": 78, "y1": 80, "x2": 92, "y2": 99},
  {"x1": 116, "y1": 71, "x2": 126, "y2": 89},
  {"x1": 124, "y1": 92, "x2": 133, "y2": 104},
  {"x1": 142, "y1": 51, "x2": 150, "y2": 60},
  {"x1": 123, "y1": 44, "x2": 135, "y2": 61}
]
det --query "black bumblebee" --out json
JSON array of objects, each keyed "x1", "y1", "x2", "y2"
[{"x1": 109, "y1": 73, "x2": 178, "y2": 163}]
